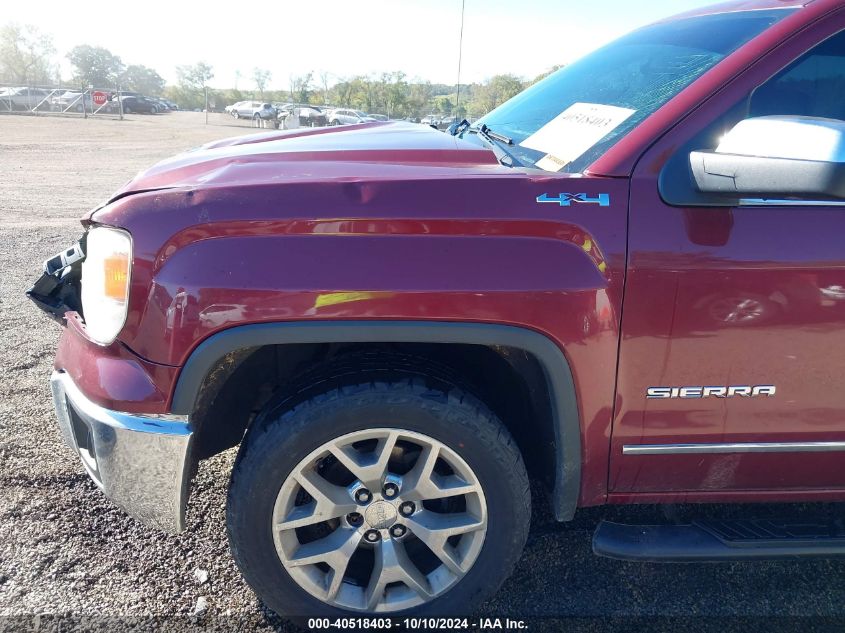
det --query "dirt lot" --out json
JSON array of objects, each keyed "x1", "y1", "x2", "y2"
[{"x1": 1, "y1": 112, "x2": 844, "y2": 632}]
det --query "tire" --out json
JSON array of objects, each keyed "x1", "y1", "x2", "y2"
[
  {"x1": 227, "y1": 375, "x2": 530, "y2": 618},
  {"x1": 331, "y1": 119, "x2": 341, "y2": 126},
  {"x1": 124, "y1": 105, "x2": 132, "y2": 114}
]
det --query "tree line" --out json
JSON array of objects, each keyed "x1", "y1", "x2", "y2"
[{"x1": 0, "y1": 22, "x2": 562, "y2": 119}]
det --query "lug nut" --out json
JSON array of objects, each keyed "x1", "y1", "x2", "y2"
[
  {"x1": 399, "y1": 501, "x2": 415, "y2": 516},
  {"x1": 390, "y1": 524, "x2": 407, "y2": 538},
  {"x1": 364, "y1": 529, "x2": 381, "y2": 543},
  {"x1": 383, "y1": 482, "x2": 399, "y2": 498},
  {"x1": 355, "y1": 488, "x2": 372, "y2": 504},
  {"x1": 347, "y1": 512, "x2": 363, "y2": 526}
]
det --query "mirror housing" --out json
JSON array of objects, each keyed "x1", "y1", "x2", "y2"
[{"x1": 690, "y1": 116, "x2": 845, "y2": 200}]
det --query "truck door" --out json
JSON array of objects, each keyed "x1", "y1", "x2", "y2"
[{"x1": 612, "y1": 12, "x2": 845, "y2": 497}]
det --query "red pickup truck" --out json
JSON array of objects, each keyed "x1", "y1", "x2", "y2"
[{"x1": 29, "y1": 0, "x2": 845, "y2": 619}]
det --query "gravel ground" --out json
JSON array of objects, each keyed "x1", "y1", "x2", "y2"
[{"x1": 1, "y1": 112, "x2": 844, "y2": 633}]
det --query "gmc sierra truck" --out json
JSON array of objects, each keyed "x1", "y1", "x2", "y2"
[{"x1": 28, "y1": 0, "x2": 845, "y2": 619}]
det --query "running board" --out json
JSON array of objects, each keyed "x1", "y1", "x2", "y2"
[{"x1": 593, "y1": 518, "x2": 845, "y2": 562}]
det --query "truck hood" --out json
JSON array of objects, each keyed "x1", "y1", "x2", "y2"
[{"x1": 104, "y1": 121, "x2": 502, "y2": 204}]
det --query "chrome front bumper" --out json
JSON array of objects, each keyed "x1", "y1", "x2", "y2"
[{"x1": 50, "y1": 371, "x2": 193, "y2": 533}]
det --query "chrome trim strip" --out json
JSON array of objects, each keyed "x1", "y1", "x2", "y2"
[
  {"x1": 623, "y1": 441, "x2": 845, "y2": 455},
  {"x1": 740, "y1": 198, "x2": 845, "y2": 207}
]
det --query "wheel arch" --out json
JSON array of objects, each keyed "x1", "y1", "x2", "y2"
[{"x1": 172, "y1": 321, "x2": 581, "y2": 521}]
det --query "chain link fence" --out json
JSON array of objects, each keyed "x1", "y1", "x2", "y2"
[
  {"x1": 0, "y1": 83, "x2": 124, "y2": 119},
  {"x1": 0, "y1": 83, "x2": 475, "y2": 133}
]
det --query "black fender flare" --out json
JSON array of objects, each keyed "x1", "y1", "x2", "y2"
[{"x1": 171, "y1": 321, "x2": 581, "y2": 521}]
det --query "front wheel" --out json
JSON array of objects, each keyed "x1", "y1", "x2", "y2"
[{"x1": 227, "y1": 378, "x2": 530, "y2": 617}]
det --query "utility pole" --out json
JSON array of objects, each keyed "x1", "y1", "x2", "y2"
[
  {"x1": 455, "y1": 0, "x2": 465, "y2": 120},
  {"x1": 118, "y1": 83, "x2": 124, "y2": 120}
]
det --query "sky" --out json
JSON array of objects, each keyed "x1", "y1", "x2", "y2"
[{"x1": 7, "y1": 0, "x2": 718, "y2": 89}]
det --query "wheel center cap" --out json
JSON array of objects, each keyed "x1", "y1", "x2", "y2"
[{"x1": 365, "y1": 501, "x2": 397, "y2": 529}]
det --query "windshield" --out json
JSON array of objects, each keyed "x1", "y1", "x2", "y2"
[{"x1": 466, "y1": 9, "x2": 794, "y2": 173}]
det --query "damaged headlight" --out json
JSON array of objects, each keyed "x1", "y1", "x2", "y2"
[{"x1": 81, "y1": 227, "x2": 132, "y2": 345}]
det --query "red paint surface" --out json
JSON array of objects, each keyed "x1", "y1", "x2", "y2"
[
  {"x1": 611, "y1": 3, "x2": 845, "y2": 498},
  {"x1": 57, "y1": 0, "x2": 845, "y2": 508},
  {"x1": 55, "y1": 314, "x2": 176, "y2": 413},
  {"x1": 94, "y1": 165, "x2": 630, "y2": 506}
]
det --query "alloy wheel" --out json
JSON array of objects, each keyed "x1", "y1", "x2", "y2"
[{"x1": 271, "y1": 428, "x2": 487, "y2": 612}]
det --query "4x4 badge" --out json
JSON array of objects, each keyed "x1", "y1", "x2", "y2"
[{"x1": 537, "y1": 193, "x2": 610, "y2": 207}]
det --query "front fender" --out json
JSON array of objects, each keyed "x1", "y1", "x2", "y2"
[
  {"x1": 171, "y1": 320, "x2": 582, "y2": 522},
  {"x1": 96, "y1": 175, "x2": 629, "y2": 509},
  {"x1": 128, "y1": 231, "x2": 610, "y2": 366}
]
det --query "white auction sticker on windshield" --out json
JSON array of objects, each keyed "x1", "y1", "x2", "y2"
[{"x1": 520, "y1": 103, "x2": 636, "y2": 170}]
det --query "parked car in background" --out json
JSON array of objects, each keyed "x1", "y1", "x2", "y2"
[
  {"x1": 149, "y1": 98, "x2": 172, "y2": 112},
  {"x1": 329, "y1": 108, "x2": 376, "y2": 125},
  {"x1": 119, "y1": 96, "x2": 160, "y2": 114},
  {"x1": 111, "y1": 91, "x2": 142, "y2": 105},
  {"x1": 255, "y1": 103, "x2": 277, "y2": 121},
  {"x1": 50, "y1": 91, "x2": 89, "y2": 112},
  {"x1": 225, "y1": 101, "x2": 246, "y2": 116},
  {"x1": 225, "y1": 101, "x2": 242, "y2": 116},
  {"x1": 420, "y1": 115, "x2": 458, "y2": 131},
  {"x1": 369, "y1": 113, "x2": 389, "y2": 121},
  {"x1": 228, "y1": 101, "x2": 276, "y2": 120},
  {"x1": 0, "y1": 87, "x2": 52, "y2": 111},
  {"x1": 276, "y1": 103, "x2": 328, "y2": 127},
  {"x1": 437, "y1": 116, "x2": 458, "y2": 131},
  {"x1": 162, "y1": 99, "x2": 180, "y2": 111},
  {"x1": 51, "y1": 91, "x2": 112, "y2": 113}
]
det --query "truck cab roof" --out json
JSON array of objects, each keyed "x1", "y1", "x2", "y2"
[{"x1": 663, "y1": 0, "x2": 811, "y2": 22}]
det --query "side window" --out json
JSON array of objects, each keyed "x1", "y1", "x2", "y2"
[
  {"x1": 750, "y1": 30, "x2": 845, "y2": 120},
  {"x1": 661, "y1": 29, "x2": 845, "y2": 206}
]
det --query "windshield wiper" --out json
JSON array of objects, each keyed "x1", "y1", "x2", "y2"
[
  {"x1": 467, "y1": 124, "x2": 522, "y2": 167},
  {"x1": 477, "y1": 124, "x2": 513, "y2": 145}
]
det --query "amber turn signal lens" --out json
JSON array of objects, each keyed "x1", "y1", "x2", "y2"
[
  {"x1": 81, "y1": 227, "x2": 132, "y2": 345},
  {"x1": 103, "y1": 253, "x2": 129, "y2": 301}
]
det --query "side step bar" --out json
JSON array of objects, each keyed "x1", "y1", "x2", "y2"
[{"x1": 593, "y1": 518, "x2": 845, "y2": 562}]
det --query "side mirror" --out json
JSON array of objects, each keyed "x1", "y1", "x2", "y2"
[{"x1": 689, "y1": 116, "x2": 845, "y2": 199}]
